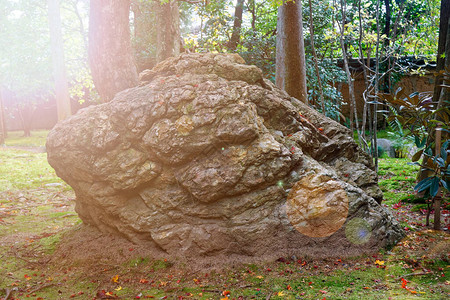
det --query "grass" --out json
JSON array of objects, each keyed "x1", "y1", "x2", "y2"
[
  {"x1": 3, "y1": 130, "x2": 49, "y2": 147},
  {"x1": 378, "y1": 157, "x2": 420, "y2": 206},
  {"x1": 0, "y1": 131, "x2": 448, "y2": 300},
  {"x1": 0, "y1": 149, "x2": 65, "y2": 190}
]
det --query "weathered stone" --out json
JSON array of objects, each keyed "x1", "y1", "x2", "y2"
[
  {"x1": 377, "y1": 138, "x2": 396, "y2": 158},
  {"x1": 47, "y1": 53, "x2": 403, "y2": 259}
]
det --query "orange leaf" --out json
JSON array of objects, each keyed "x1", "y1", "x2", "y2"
[
  {"x1": 111, "y1": 275, "x2": 119, "y2": 283},
  {"x1": 401, "y1": 278, "x2": 408, "y2": 289}
]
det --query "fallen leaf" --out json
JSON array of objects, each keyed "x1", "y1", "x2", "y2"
[
  {"x1": 111, "y1": 275, "x2": 119, "y2": 283},
  {"x1": 401, "y1": 278, "x2": 408, "y2": 289},
  {"x1": 115, "y1": 286, "x2": 122, "y2": 291},
  {"x1": 375, "y1": 260, "x2": 385, "y2": 266}
]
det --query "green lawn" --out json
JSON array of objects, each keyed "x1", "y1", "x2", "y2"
[{"x1": 3, "y1": 130, "x2": 49, "y2": 147}]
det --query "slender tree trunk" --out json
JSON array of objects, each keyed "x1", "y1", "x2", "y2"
[
  {"x1": 89, "y1": 0, "x2": 138, "y2": 102},
  {"x1": 432, "y1": 0, "x2": 450, "y2": 103},
  {"x1": 228, "y1": 0, "x2": 244, "y2": 51},
  {"x1": 275, "y1": 0, "x2": 308, "y2": 103},
  {"x1": 339, "y1": 0, "x2": 360, "y2": 140},
  {"x1": 48, "y1": 0, "x2": 72, "y2": 121},
  {"x1": 384, "y1": 0, "x2": 392, "y2": 92},
  {"x1": 0, "y1": 89, "x2": 5, "y2": 144},
  {"x1": 358, "y1": 0, "x2": 369, "y2": 149},
  {"x1": 373, "y1": 0, "x2": 381, "y2": 173},
  {"x1": 156, "y1": 0, "x2": 180, "y2": 63},
  {"x1": 249, "y1": 0, "x2": 256, "y2": 31},
  {"x1": 308, "y1": 0, "x2": 325, "y2": 115},
  {"x1": 18, "y1": 105, "x2": 33, "y2": 137},
  {"x1": 383, "y1": 0, "x2": 391, "y2": 46},
  {"x1": 439, "y1": 12, "x2": 450, "y2": 103}
]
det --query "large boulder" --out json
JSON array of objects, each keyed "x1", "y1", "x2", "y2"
[{"x1": 46, "y1": 53, "x2": 403, "y2": 259}]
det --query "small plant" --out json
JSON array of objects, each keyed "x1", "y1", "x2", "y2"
[
  {"x1": 409, "y1": 139, "x2": 450, "y2": 227},
  {"x1": 412, "y1": 139, "x2": 450, "y2": 198}
]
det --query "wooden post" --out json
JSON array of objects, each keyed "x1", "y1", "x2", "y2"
[{"x1": 434, "y1": 126, "x2": 441, "y2": 230}]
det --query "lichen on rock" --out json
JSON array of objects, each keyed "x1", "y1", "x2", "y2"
[{"x1": 46, "y1": 53, "x2": 403, "y2": 259}]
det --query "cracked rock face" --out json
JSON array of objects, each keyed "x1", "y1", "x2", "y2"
[{"x1": 46, "y1": 53, "x2": 403, "y2": 258}]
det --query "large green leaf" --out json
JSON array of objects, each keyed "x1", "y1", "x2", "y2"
[
  {"x1": 414, "y1": 176, "x2": 434, "y2": 192},
  {"x1": 411, "y1": 149, "x2": 423, "y2": 162},
  {"x1": 430, "y1": 177, "x2": 440, "y2": 197},
  {"x1": 441, "y1": 179, "x2": 449, "y2": 192}
]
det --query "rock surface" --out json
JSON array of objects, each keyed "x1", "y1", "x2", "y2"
[
  {"x1": 47, "y1": 53, "x2": 403, "y2": 259},
  {"x1": 377, "y1": 138, "x2": 396, "y2": 158}
]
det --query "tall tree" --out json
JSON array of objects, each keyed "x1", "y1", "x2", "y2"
[
  {"x1": 432, "y1": 0, "x2": 450, "y2": 103},
  {"x1": 156, "y1": 0, "x2": 180, "y2": 63},
  {"x1": 338, "y1": 0, "x2": 359, "y2": 138},
  {"x1": 0, "y1": 89, "x2": 5, "y2": 144},
  {"x1": 275, "y1": 0, "x2": 308, "y2": 103},
  {"x1": 48, "y1": 0, "x2": 72, "y2": 121},
  {"x1": 88, "y1": 0, "x2": 138, "y2": 102},
  {"x1": 227, "y1": 0, "x2": 245, "y2": 51}
]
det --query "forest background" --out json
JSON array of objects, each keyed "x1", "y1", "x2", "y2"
[{"x1": 0, "y1": 0, "x2": 446, "y2": 148}]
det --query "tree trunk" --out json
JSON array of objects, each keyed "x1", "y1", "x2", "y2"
[
  {"x1": 228, "y1": 0, "x2": 244, "y2": 51},
  {"x1": 48, "y1": 0, "x2": 72, "y2": 121},
  {"x1": 432, "y1": 0, "x2": 450, "y2": 103},
  {"x1": 249, "y1": 0, "x2": 256, "y2": 31},
  {"x1": 419, "y1": 1, "x2": 450, "y2": 183},
  {"x1": 18, "y1": 105, "x2": 33, "y2": 137},
  {"x1": 275, "y1": 0, "x2": 308, "y2": 103},
  {"x1": 156, "y1": 0, "x2": 180, "y2": 63},
  {"x1": 439, "y1": 15, "x2": 450, "y2": 103},
  {"x1": 0, "y1": 89, "x2": 6, "y2": 144},
  {"x1": 339, "y1": 0, "x2": 359, "y2": 139},
  {"x1": 383, "y1": 0, "x2": 391, "y2": 45},
  {"x1": 358, "y1": 0, "x2": 369, "y2": 149},
  {"x1": 373, "y1": 0, "x2": 381, "y2": 173},
  {"x1": 89, "y1": 0, "x2": 138, "y2": 102}
]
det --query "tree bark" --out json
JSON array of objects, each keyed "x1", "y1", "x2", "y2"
[
  {"x1": 48, "y1": 0, "x2": 72, "y2": 121},
  {"x1": 439, "y1": 8, "x2": 450, "y2": 104},
  {"x1": 432, "y1": 0, "x2": 450, "y2": 103},
  {"x1": 339, "y1": 0, "x2": 359, "y2": 138},
  {"x1": 227, "y1": 0, "x2": 244, "y2": 51},
  {"x1": 373, "y1": 0, "x2": 381, "y2": 173},
  {"x1": 89, "y1": 0, "x2": 138, "y2": 102},
  {"x1": 275, "y1": 0, "x2": 308, "y2": 103},
  {"x1": 383, "y1": 0, "x2": 391, "y2": 45},
  {"x1": 156, "y1": 0, "x2": 180, "y2": 63}
]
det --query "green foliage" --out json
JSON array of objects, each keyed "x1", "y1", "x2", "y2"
[
  {"x1": 238, "y1": 30, "x2": 276, "y2": 81},
  {"x1": 305, "y1": 58, "x2": 346, "y2": 120},
  {"x1": 411, "y1": 140, "x2": 450, "y2": 197}
]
